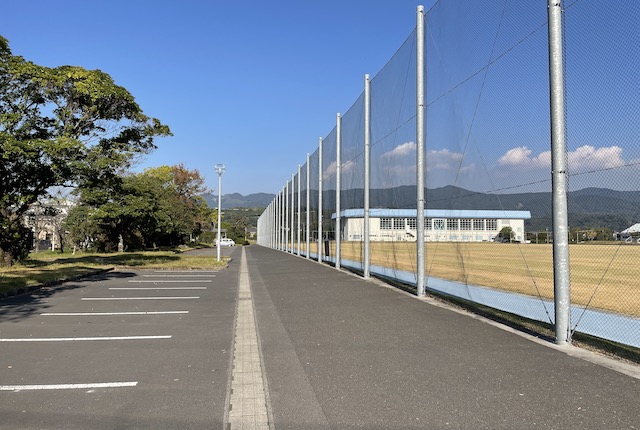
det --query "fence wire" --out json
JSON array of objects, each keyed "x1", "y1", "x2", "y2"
[{"x1": 258, "y1": 1, "x2": 640, "y2": 352}]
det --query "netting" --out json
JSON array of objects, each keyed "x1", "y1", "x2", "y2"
[
  {"x1": 564, "y1": 0, "x2": 640, "y2": 346},
  {"x1": 256, "y1": 1, "x2": 640, "y2": 351}
]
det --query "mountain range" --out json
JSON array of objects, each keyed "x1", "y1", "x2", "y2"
[{"x1": 205, "y1": 186, "x2": 640, "y2": 231}]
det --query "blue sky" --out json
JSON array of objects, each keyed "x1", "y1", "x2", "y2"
[
  {"x1": 1, "y1": 0, "x2": 435, "y2": 196},
  {"x1": 3, "y1": 1, "x2": 638, "y2": 197}
]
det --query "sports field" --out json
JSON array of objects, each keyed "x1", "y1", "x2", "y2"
[{"x1": 301, "y1": 241, "x2": 640, "y2": 318}]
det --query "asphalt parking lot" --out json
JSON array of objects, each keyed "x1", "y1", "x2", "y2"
[{"x1": 0, "y1": 248, "x2": 240, "y2": 430}]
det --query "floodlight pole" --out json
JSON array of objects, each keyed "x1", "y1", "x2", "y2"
[{"x1": 215, "y1": 164, "x2": 225, "y2": 262}]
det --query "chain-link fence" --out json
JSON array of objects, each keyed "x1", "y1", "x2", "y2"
[{"x1": 257, "y1": 1, "x2": 640, "y2": 352}]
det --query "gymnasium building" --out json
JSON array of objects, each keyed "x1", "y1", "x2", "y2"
[{"x1": 333, "y1": 209, "x2": 531, "y2": 243}]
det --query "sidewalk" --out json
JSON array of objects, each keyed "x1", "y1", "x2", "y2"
[{"x1": 244, "y1": 245, "x2": 639, "y2": 430}]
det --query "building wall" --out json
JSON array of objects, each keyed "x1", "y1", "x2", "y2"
[{"x1": 343, "y1": 216, "x2": 526, "y2": 242}]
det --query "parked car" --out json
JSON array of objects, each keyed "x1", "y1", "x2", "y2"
[{"x1": 216, "y1": 238, "x2": 235, "y2": 247}]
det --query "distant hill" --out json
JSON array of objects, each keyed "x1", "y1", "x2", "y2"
[
  {"x1": 203, "y1": 186, "x2": 640, "y2": 232},
  {"x1": 203, "y1": 192, "x2": 275, "y2": 210}
]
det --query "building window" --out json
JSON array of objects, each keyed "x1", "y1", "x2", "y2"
[
  {"x1": 380, "y1": 218, "x2": 392, "y2": 230},
  {"x1": 447, "y1": 219, "x2": 458, "y2": 230},
  {"x1": 433, "y1": 219, "x2": 445, "y2": 231},
  {"x1": 425, "y1": 218, "x2": 432, "y2": 230},
  {"x1": 486, "y1": 219, "x2": 498, "y2": 230},
  {"x1": 407, "y1": 218, "x2": 417, "y2": 229},
  {"x1": 460, "y1": 219, "x2": 472, "y2": 230},
  {"x1": 393, "y1": 218, "x2": 405, "y2": 230},
  {"x1": 473, "y1": 219, "x2": 484, "y2": 230}
]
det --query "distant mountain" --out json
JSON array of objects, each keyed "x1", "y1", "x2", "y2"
[
  {"x1": 203, "y1": 192, "x2": 275, "y2": 210},
  {"x1": 204, "y1": 186, "x2": 640, "y2": 231}
]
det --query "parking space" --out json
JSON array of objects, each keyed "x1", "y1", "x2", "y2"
[{"x1": 0, "y1": 250, "x2": 240, "y2": 429}]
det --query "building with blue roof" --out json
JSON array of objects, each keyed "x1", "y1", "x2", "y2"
[{"x1": 332, "y1": 209, "x2": 532, "y2": 243}]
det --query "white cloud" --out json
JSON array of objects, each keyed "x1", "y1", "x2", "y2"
[
  {"x1": 322, "y1": 158, "x2": 358, "y2": 180},
  {"x1": 497, "y1": 145, "x2": 626, "y2": 172},
  {"x1": 427, "y1": 148, "x2": 465, "y2": 171},
  {"x1": 381, "y1": 141, "x2": 416, "y2": 159}
]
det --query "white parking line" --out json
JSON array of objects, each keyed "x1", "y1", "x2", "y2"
[
  {"x1": 0, "y1": 335, "x2": 172, "y2": 342},
  {"x1": 128, "y1": 280, "x2": 212, "y2": 283},
  {"x1": 0, "y1": 382, "x2": 138, "y2": 391},
  {"x1": 143, "y1": 274, "x2": 215, "y2": 277},
  {"x1": 41, "y1": 311, "x2": 189, "y2": 316},
  {"x1": 82, "y1": 297, "x2": 200, "y2": 301},
  {"x1": 152, "y1": 270, "x2": 217, "y2": 273},
  {"x1": 109, "y1": 287, "x2": 207, "y2": 290}
]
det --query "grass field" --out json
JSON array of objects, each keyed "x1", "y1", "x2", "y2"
[
  {"x1": 0, "y1": 249, "x2": 227, "y2": 298},
  {"x1": 304, "y1": 241, "x2": 640, "y2": 317}
]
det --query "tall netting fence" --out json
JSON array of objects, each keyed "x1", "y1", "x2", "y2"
[
  {"x1": 255, "y1": 1, "x2": 640, "y2": 351},
  {"x1": 339, "y1": 93, "x2": 365, "y2": 272},
  {"x1": 369, "y1": 29, "x2": 419, "y2": 284},
  {"x1": 423, "y1": 1, "x2": 558, "y2": 335},
  {"x1": 563, "y1": 1, "x2": 640, "y2": 347}
]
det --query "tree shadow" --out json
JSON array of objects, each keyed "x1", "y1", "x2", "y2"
[{"x1": 0, "y1": 271, "x2": 136, "y2": 323}]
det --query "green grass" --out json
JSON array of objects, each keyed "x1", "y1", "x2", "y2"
[{"x1": 0, "y1": 248, "x2": 227, "y2": 298}]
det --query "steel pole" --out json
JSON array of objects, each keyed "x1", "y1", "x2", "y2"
[
  {"x1": 297, "y1": 164, "x2": 301, "y2": 255},
  {"x1": 335, "y1": 113, "x2": 342, "y2": 270},
  {"x1": 318, "y1": 137, "x2": 323, "y2": 263},
  {"x1": 548, "y1": 0, "x2": 571, "y2": 345},
  {"x1": 364, "y1": 74, "x2": 371, "y2": 279},
  {"x1": 216, "y1": 172, "x2": 222, "y2": 262},
  {"x1": 416, "y1": 5, "x2": 426, "y2": 296},
  {"x1": 306, "y1": 153, "x2": 311, "y2": 259}
]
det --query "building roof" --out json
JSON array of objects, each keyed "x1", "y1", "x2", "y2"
[
  {"x1": 332, "y1": 209, "x2": 532, "y2": 220},
  {"x1": 621, "y1": 223, "x2": 640, "y2": 234}
]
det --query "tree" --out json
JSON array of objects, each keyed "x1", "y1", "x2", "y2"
[
  {"x1": 497, "y1": 226, "x2": 514, "y2": 243},
  {"x1": 0, "y1": 36, "x2": 171, "y2": 265},
  {"x1": 65, "y1": 166, "x2": 213, "y2": 251}
]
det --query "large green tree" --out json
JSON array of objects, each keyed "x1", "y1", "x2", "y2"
[
  {"x1": 0, "y1": 36, "x2": 171, "y2": 265},
  {"x1": 65, "y1": 166, "x2": 213, "y2": 251}
]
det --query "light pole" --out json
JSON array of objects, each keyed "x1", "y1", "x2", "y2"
[{"x1": 215, "y1": 164, "x2": 225, "y2": 262}]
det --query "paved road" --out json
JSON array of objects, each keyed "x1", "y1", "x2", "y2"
[{"x1": 1, "y1": 245, "x2": 639, "y2": 429}]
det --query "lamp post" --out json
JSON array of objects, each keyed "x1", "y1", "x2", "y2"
[{"x1": 215, "y1": 164, "x2": 225, "y2": 262}]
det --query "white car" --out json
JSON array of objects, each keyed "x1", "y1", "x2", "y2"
[{"x1": 216, "y1": 238, "x2": 235, "y2": 247}]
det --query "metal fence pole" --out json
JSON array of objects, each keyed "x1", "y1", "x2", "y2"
[
  {"x1": 416, "y1": 5, "x2": 426, "y2": 297},
  {"x1": 291, "y1": 174, "x2": 295, "y2": 252},
  {"x1": 548, "y1": 0, "x2": 571, "y2": 345},
  {"x1": 286, "y1": 181, "x2": 290, "y2": 252},
  {"x1": 335, "y1": 113, "x2": 342, "y2": 270},
  {"x1": 364, "y1": 74, "x2": 371, "y2": 279},
  {"x1": 273, "y1": 193, "x2": 280, "y2": 249},
  {"x1": 318, "y1": 137, "x2": 323, "y2": 263},
  {"x1": 297, "y1": 164, "x2": 301, "y2": 255},
  {"x1": 306, "y1": 153, "x2": 311, "y2": 259}
]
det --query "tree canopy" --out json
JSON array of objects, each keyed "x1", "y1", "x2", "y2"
[
  {"x1": 0, "y1": 36, "x2": 171, "y2": 265},
  {"x1": 65, "y1": 165, "x2": 213, "y2": 252}
]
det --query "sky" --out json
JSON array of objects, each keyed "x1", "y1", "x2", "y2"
[
  {"x1": 2, "y1": 1, "x2": 638, "y2": 197},
  {"x1": 1, "y1": 0, "x2": 435, "y2": 196}
]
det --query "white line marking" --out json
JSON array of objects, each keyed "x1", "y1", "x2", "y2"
[
  {"x1": 0, "y1": 335, "x2": 171, "y2": 342},
  {"x1": 0, "y1": 382, "x2": 138, "y2": 391},
  {"x1": 152, "y1": 270, "x2": 217, "y2": 273},
  {"x1": 143, "y1": 274, "x2": 215, "y2": 277},
  {"x1": 82, "y1": 297, "x2": 199, "y2": 301},
  {"x1": 41, "y1": 311, "x2": 189, "y2": 316},
  {"x1": 109, "y1": 287, "x2": 207, "y2": 290},
  {"x1": 128, "y1": 280, "x2": 212, "y2": 283}
]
